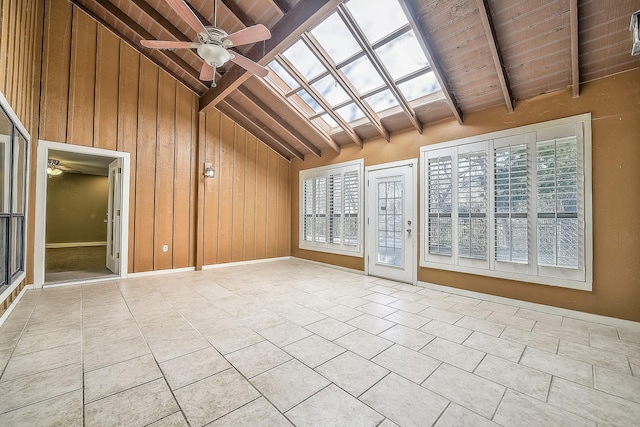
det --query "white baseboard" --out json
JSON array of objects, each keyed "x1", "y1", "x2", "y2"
[
  {"x1": 0, "y1": 283, "x2": 29, "y2": 327},
  {"x1": 293, "y1": 257, "x2": 365, "y2": 276},
  {"x1": 202, "y1": 256, "x2": 292, "y2": 270},
  {"x1": 127, "y1": 266, "x2": 196, "y2": 278},
  {"x1": 46, "y1": 241, "x2": 107, "y2": 249},
  {"x1": 418, "y1": 281, "x2": 640, "y2": 331}
]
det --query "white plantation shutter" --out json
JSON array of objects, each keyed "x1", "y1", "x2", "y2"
[
  {"x1": 299, "y1": 160, "x2": 363, "y2": 256},
  {"x1": 427, "y1": 156, "x2": 452, "y2": 256},
  {"x1": 458, "y1": 150, "x2": 487, "y2": 260}
]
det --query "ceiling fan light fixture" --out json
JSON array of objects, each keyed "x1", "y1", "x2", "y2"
[{"x1": 197, "y1": 44, "x2": 231, "y2": 67}]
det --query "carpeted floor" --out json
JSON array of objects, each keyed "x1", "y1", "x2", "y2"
[{"x1": 45, "y1": 246, "x2": 115, "y2": 284}]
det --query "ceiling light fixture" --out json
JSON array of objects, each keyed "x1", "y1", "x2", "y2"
[
  {"x1": 631, "y1": 10, "x2": 640, "y2": 56},
  {"x1": 46, "y1": 159, "x2": 63, "y2": 177}
]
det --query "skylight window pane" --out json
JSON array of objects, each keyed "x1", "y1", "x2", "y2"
[
  {"x1": 364, "y1": 90, "x2": 399, "y2": 112},
  {"x1": 312, "y1": 75, "x2": 350, "y2": 107},
  {"x1": 375, "y1": 31, "x2": 428, "y2": 80},
  {"x1": 269, "y1": 60, "x2": 299, "y2": 91},
  {"x1": 283, "y1": 40, "x2": 326, "y2": 80},
  {"x1": 342, "y1": 56, "x2": 384, "y2": 94},
  {"x1": 298, "y1": 90, "x2": 323, "y2": 113},
  {"x1": 311, "y1": 13, "x2": 361, "y2": 64},
  {"x1": 346, "y1": 0, "x2": 407, "y2": 44},
  {"x1": 398, "y1": 72, "x2": 441, "y2": 101},
  {"x1": 336, "y1": 103, "x2": 365, "y2": 123},
  {"x1": 316, "y1": 115, "x2": 337, "y2": 129}
]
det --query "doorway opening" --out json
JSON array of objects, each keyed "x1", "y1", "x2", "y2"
[{"x1": 34, "y1": 141, "x2": 130, "y2": 287}]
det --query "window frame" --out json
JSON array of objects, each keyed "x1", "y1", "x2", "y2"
[
  {"x1": 0, "y1": 92, "x2": 29, "y2": 300},
  {"x1": 420, "y1": 114, "x2": 592, "y2": 291},
  {"x1": 299, "y1": 159, "x2": 364, "y2": 257}
]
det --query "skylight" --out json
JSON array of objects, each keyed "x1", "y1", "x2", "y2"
[{"x1": 267, "y1": 0, "x2": 441, "y2": 136}]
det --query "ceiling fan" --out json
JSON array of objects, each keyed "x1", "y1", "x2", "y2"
[{"x1": 141, "y1": 0, "x2": 271, "y2": 87}]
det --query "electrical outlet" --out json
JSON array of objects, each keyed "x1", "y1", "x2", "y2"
[{"x1": 162, "y1": 244, "x2": 169, "y2": 253}]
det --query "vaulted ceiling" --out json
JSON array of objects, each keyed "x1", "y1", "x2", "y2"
[{"x1": 70, "y1": 0, "x2": 640, "y2": 160}]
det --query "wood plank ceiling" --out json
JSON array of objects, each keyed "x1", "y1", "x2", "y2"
[{"x1": 68, "y1": 0, "x2": 640, "y2": 160}]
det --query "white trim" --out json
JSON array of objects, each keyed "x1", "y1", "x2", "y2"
[
  {"x1": 45, "y1": 241, "x2": 107, "y2": 249},
  {"x1": 418, "y1": 280, "x2": 640, "y2": 331},
  {"x1": 293, "y1": 256, "x2": 365, "y2": 275},
  {"x1": 34, "y1": 141, "x2": 130, "y2": 288},
  {"x1": 127, "y1": 266, "x2": 197, "y2": 278},
  {"x1": 202, "y1": 256, "x2": 292, "y2": 270},
  {"x1": 43, "y1": 276, "x2": 118, "y2": 288},
  {"x1": 0, "y1": 272, "x2": 25, "y2": 305},
  {"x1": 0, "y1": 281, "x2": 29, "y2": 327}
]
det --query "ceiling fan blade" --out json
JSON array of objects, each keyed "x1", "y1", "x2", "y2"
[
  {"x1": 141, "y1": 40, "x2": 200, "y2": 49},
  {"x1": 223, "y1": 24, "x2": 271, "y2": 47},
  {"x1": 200, "y1": 63, "x2": 214, "y2": 81},
  {"x1": 229, "y1": 53, "x2": 269, "y2": 78},
  {"x1": 165, "y1": 0, "x2": 208, "y2": 36}
]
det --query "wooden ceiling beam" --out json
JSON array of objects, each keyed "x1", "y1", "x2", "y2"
[
  {"x1": 259, "y1": 77, "x2": 340, "y2": 153},
  {"x1": 199, "y1": 0, "x2": 343, "y2": 111},
  {"x1": 399, "y1": 0, "x2": 464, "y2": 124},
  {"x1": 235, "y1": 86, "x2": 321, "y2": 157},
  {"x1": 68, "y1": 0, "x2": 207, "y2": 92},
  {"x1": 570, "y1": 0, "x2": 580, "y2": 97},
  {"x1": 475, "y1": 0, "x2": 514, "y2": 112},
  {"x1": 218, "y1": 98, "x2": 304, "y2": 160},
  {"x1": 220, "y1": 1, "x2": 255, "y2": 27},
  {"x1": 302, "y1": 33, "x2": 390, "y2": 142}
]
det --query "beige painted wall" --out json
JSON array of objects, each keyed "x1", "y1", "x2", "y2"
[
  {"x1": 46, "y1": 173, "x2": 108, "y2": 244},
  {"x1": 291, "y1": 68, "x2": 640, "y2": 322}
]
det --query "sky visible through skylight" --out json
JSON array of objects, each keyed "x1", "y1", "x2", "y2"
[{"x1": 268, "y1": 0, "x2": 441, "y2": 131}]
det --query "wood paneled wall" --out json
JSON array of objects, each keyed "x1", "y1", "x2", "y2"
[
  {"x1": 0, "y1": 0, "x2": 44, "y2": 316},
  {"x1": 36, "y1": 0, "x2": 290, "y2": 277},
  {"x1": 200, "y1": 109, "x2": 290, "y2": 266}
]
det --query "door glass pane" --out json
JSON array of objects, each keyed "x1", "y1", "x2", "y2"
[
  {"x1": 13, "y1": 132, "x2": 26, "y2": 214},
  {"x1": 0, "y1": 108, "x2": 10, "y2": 214},
  {"x1": 377, "y1": 178, "x2": 403, "y2": 266},
  {"x1": 0, "y1": 217, "x2": 7, "y2": 285},
  {"x1": 10, "y1": 216, "x2": 23, "y2": 276}
]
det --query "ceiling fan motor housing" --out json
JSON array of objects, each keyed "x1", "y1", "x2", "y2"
[{"x1": 197, "y1": 27, "x2": 232, "y2": 67}]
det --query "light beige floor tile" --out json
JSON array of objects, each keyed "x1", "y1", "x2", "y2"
[
  {"x1": 85, "y1": 378, "x2": 178, "y2": 427},
  {"x1": 0, "y1": 349, "x2": 10, "y2": 373},
  {"x1": 532, "y1": 322, "x2": 590, "y2": 345},
  {"x1": 558, "y1": 340, "x2": 630, "y2": 373},
  {"x1": 361, "y1": 373, "x2": 448, "y2": 427},
  {"x1": 434, "y1": 403, "x2": 500, "y2": 427},
  {"x1": 477, "y1": 300, "x2": 519, "y2": 316},
  {"x1": 160, "y1": 346, "x2": 230, "y2": 390},
  {"x1": 0, "y1": 389, "x2": 82, "y2": 427},
  {"x1": 515, "y1": 308, "x2": 563, "y2": 326},
  {"x1": 420, "y1": 337, "x2": 485, "y2": 371},
  {"x1": 12, "y1": 327, "x2": 80, "y2": 356},
  {"x1": 448, "y1": 303, "x2": 492, "y2": 320},
  {"x1": 629, "y1": 354, "x2": 640, "y2": 376},
  {"x1": 444, "y1": 294, "x2": 482, "y2": 306},
  {"x1": 388, "y1": 299, "x2": 428, "y2": 314},
  {"x1": 174, "y1": 369, "x2": 259, "y2": 426},
  {"x1": 594, "y1": 366, "x2": 640, "y2": 403},
  {"x1": 422, "y1": 363, "x2": 504, "y2": 419},
  {"x1": 146, "y1": 411, "x2": 189, "y2": 427},
  {"x1": 305, "y1": 317, "x2": 356, "y2": 341},
  {"x1": 547, "y1": 377, "x2": 640, "y2": 425},
  {"x1": 226, "y1": 340, "x2": 292, "y2": 378},
  {"x1": 372, "y1": 344, "x2": 440, "y2": 383},
  {"x1": 383, "y1": 311, "x2": 430, "y2": 329},
  {"x1": 618, "y1": 327, "x2": 640, "y2": 344},
  {"x1": 463, "y1": 331, "x2": 525, "y2": 362},
  {"x1": 258, "y1": 322, "x2": 312, "y2": 347},
  {"x1": 284, "y1": 335, "x2": 345, "y2": 368},
  {"x1": 146, "y1": 334, "x2": 211, "y2": 363},
  {"x1": 455, "y1": 316, "x2": 505, "y2": 337},
  {"x1": 520, "y1": 347, "x2": 593, "y2": 386},
  {"x1": 315, "y1": 351, "x2": 388, "y2": 397},
  {"x1": 334, "y1": 329, "x2": 393, "y2": 359},
  {"x1": 83, "y1": 336, "x2": 151, "y2": 372},
  {"x1": 1, "y1": 342, "x2": 81, "y2": 381},
  {"x1": 420, "y1": 320, "x2": 472, "y2": 344},
  {"x1": 360, "y1": 302, "x2": 397, "y2": 317},
  {"x1": 250, "y1": 359, "x2": 330, "y2": 412},
  {"x1": 0, "y1": 363, "x2": 81, "y2": 414},
  {"x1": 389, "y1": 290, "x2": 424, "y2": 302},
  {"x1": 0, "y1": 330, "x2": 22, "y2": 352},
  {"x1": 201, "y1": 325, "x2": 265, "y2": 355},
  {"x1": 589, "y1": 333, "x2": 640, "y2": 358},
  {"x1": 280, "y1": 306, "x2": 327, "y2": 327},
  {"x1": 419, "y1": 307, "x2": 463, "y2": 324},
  {"x1": 562, "y1": 318, "x2": 619, "y2": 339},
  {"x1": 320, "y1": 304, "x2": 366, "y2": 322},
  {"x1": 494, "y1": 389, "x2": 595, "y2": 427},
  {"x1": 418, "y1": 296, "x2": 456, "y2": 311},
  {"x1": 486, "y1": 311, "x2": 536, "y2": 331},
  {"x1": 378, "y1": 419, "x2": 399, "y2": 427},
  {"x1": 333, "y1": 296, "x2": 369, "y2": 309},
  {"x1": 85, "y1": 354, "x2": 162, "y2": 402},
  {"x1": 209, "y1": 397, "x2": 292, "y2": 426},
  {"x1": 286, "y1": 384, "x2": 384, "y2": 427},
  {"x1": 500, "y1": 326, "x2": 559, "y2": 353},
  {"x1": 474, "y1": 354, "x2": 551, "y2": 401},
  {"x1": 347, "y1": 314, "x2": 395, "y2": 335},
  {"x1": 366, "y1": 286, "x2": 399, "y2": 297},
  {"x1": 378, "y1": 324, "x2": 435, "y2": 351}
]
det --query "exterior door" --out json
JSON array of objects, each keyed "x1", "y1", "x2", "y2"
[
  {"x1": 366, "y1": 160, "x2": 417, "y2": 284},
  {"x1": 106, "y1": 158, "x2": 122, "y2": 274}
]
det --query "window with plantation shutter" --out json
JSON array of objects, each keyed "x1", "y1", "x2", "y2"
[
  {"x1": 420, "y1": 114, "x2": 592, "y2": 291},
  {"x1": 300, "y1": 160, "x2": 364, "y2": 256}
]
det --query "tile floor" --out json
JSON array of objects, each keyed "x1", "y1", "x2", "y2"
[{"x1": 0, "y1": 259, "x2": 639, "y2": 426}]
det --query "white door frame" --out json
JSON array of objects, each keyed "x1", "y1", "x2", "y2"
[
  {"x1": 34, "y1": 140, "x2": 130, "y2": 288},
  {"x1": 365, "y1": 159, "x2": 418, "y2": 285}
]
